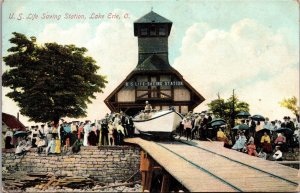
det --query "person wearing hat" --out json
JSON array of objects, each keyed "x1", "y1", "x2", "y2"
[
  {"x1": 107, "y1": 120, "x2": 115, "y2": 145},
  {"x1": 99, "y1": 121, "x2": 109, "y2": 146},
  {"x1": 71, "y1": 121, "x2": 77, "y2": 133},
  {"x1": 281, "y1": 116, "x2": 295, "y2": 147},
  {"x1": 119, "y1": 111, "x2": 127, "y2": 135},
  {"x1": 116, "y1": 121, "x2": 126, "y2": 145},
  {"x1": 83, "y1": 122, "x2": 91, "y2": 146},
  {"x1": 232, "y1": 130, "x2": 247, "y2": 151},
  {"x1": 192, "y1": 114, "x2": 201, "y2": 140},
  {"x1": 31, "y1": 126, "x2": 39, "y2": 148},
  {"x1": 54, "y1": 135, "x2": 61, "y2": 154},
  {"x1": 15, "y1": 136, "x2": 30, "y2": 155},
  {"x1": 281, "y1": 116, "x2": 289, "y2": 128},
  {"x1": 36, "y1": 136, "x2": 46, "y2": 154},
  {"x1": 206, "y1": 112, "x2": 212, "y2": 123},
  {"x1": 199, "y1": 113, "x2": 208, "y2": 140},
  {"x1": 125, "y1": 116, "x2": 134, "y2": 138},
  {"x1": 113, "y1": 113, "x2": 121, "y2": 126},
  {"x1": 249, "y1": 117, "x2": 256, "y2": 134},
  {"x1": 39, "y1": 124, "x2": 45, "y2": 135},
  {"x1": 183, "y1": 117, "x2": 193, "y2": 141},
  {"x1": 274, "y1": 133, "x2": 286, "y2": 146},
  {"x1": 217, "y1": 128, "x2": 227, "y2": 142},
  {"x1": 4, "y1": 129, "x2": 14, "y2": 149},
  {"x1": 77, "y1": 122, "x2": 84, "y2": 140},
  {"x1": 287, "y1": 116, "x2": 295, "y2": 131},
  {"x1": 144, "y1": 101, "x2": 152, "y2": 114},
  {"x1": 46, "y1": 136, "x2": 56, "y2": 155},
  {"x1": 46, "y1": 124, "x2": 52, "y2": 145},
  {"x1": 42, "y1": 124, "x2": 49, "y2": 145},
  {"x1": 260, "y1": 132, "x2": 272, "y2": 153},
  {"x1": 247, "y1": 140, "x2": 258, "y2": 157},
  {"x1": 88, "y1": 124, "x2": 98, "y2": 146},
  {"x1": 272, "y1": 146, "x2": 283, "y2": 161}
]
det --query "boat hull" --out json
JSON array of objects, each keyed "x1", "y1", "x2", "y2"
[{"x1": 133, "y1": 110, "x2": 183, "y2": 137}]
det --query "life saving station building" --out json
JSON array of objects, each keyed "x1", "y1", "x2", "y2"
[{"x1": 105, "y1": 11, "x2": 204, "y2": 116}]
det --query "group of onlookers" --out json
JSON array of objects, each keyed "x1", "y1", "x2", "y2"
[
  {"x1": 179, "y1": 111, "x2": 213, "y2": 141},
  {"x1": 179, "y1": 111, "x2": 299, "y2": 161},
  {"x1": 3, "y1": 111, "x2": 135, "y2": 155},
  {"x1": 229, "y1": 116, "x2": 299, "y2": 161},
  {"x1": 3, "y1": 108, "x2": 299, "y2": 161}
]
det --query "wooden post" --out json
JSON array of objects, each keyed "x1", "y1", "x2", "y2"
[
  {"x1": 144, "y1": 169, "x2": 153, "y2": 191},
  {"x1": 140, "y1": 150, "x2": 153, "y2": 192},
  {"x1": 160, "y1": 173, "x2": 170, "y2": 193}
]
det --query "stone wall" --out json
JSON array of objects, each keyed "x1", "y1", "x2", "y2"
[{"x1": 2, "y1": 146, "x2": 141, "y2": 183}]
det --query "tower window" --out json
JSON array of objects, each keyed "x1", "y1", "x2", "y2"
[
  {"x1": 141, "y1": 28, "x2": 148, "y2": 36},
  {"x1": 150, "y1": 26, "x2": 156, "y2": 36},
  {"x1": 159, "y1": 27, "x2": 166, "y2": 36}
]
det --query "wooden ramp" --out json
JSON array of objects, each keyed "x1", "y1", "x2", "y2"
[{"x1": 125, "y1": 137, "x2": 300, "y2": 192}]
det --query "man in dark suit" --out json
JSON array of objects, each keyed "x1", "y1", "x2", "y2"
[
  {"x1": 120, "y1": 111, "x2": 127, "y2": 136},
  {"x1": 281, "y1": 116, "x2": 294, "y2": 148},
  {"x1": 126, "y1": 116, "x2": 134, "y2": 137},
  {"x1": 199, "y1": 113, "x2": 208, "y2": 140}
]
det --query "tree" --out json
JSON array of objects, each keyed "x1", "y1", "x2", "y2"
[
  {"x1": 279, "y1": 96, "x2": 299, "y2": 121},
  {"x1": 2, "y1": 32, "x2": 108, "y2": 124},
  {"x1": 207, "y1": 92, "x2": 250, "y2": 128}
]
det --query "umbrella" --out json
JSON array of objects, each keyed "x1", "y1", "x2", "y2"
[
  {"x1": 251, "y1": 114, "x2": 265, "y2": 121},
  {"x1": 256, "y1": 128, "x2": 271, "y2": 134},
  {"x1": 275, "y1": 127, "x2": 293, "y2": 134},
  {"x1": 211, "y1": 121, "x2": 226, "y2": 127},
  {"x1": 236, "y1": 112, "x2": 251, "y2": 118},
  {"x1": 13, "y1": 131, "x2": 28, "y2": 138},
  {"x1": 209, "y1": 118, "x2": 226, "y2": 124},
  {"x1": 209, "y1": 118, "x2": 226, "y2": 127},
  {"x1": 233, "y1": 124, "x2": 250, "y2": 130}
]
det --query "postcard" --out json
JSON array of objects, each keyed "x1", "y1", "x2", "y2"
[{"x1": 2, "y1": 0, "x2": 299, "y2": 192}]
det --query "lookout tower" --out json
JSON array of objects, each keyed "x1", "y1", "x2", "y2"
[
  {"x1": 104, "y1": 11, "x2": 205, "y2": 116},
  {"x1": 134, "y1": 11, "x2": 172, "y2": 69}
]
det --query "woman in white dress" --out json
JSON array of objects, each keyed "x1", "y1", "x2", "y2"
[{"x1": 83, "y1": 123, "x2": 90, "y2": 146}]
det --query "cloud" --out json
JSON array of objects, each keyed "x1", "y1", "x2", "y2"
[
  {"x1": 83, "y1": 18, "x2": 138, "y2": 121},
  {"x1": 38, "y1": 23, "x2": 92, "y2": 46},
  {"x1": 3, "y1": 16, "x2": 299, "y2": 125},
  {"x1": 3, "y1": 10, "x2": 138, "y2": 125},
  {"x1": 173, "y1": 18, "x2": 299, "y2": 120}
]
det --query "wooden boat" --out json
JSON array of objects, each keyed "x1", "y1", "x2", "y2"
[{"x1": 133, "y1": 109, "x2": 183, "y2": 139}]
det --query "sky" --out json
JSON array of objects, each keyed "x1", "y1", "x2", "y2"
[{"x1": 2, "y1": 0, "x2": 299, "y2": 126}]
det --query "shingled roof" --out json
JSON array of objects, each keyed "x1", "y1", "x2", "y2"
[
  {"x1": 134, "y1": 54, "x2": 173, "y2": 71},
  {"x1": 134, "y1": 11, "x2": 172, "y2": 24}
]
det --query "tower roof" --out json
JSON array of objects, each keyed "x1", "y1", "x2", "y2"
[
  {"x1": 134, "y1": 11, "x2": 172, "y2": 24},
  {"x1": 134, "y1": 54, "x2": 172, "y2": 71}
]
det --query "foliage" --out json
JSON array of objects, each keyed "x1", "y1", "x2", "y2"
[
  {"x1": 2, "y1": 32, "x2": 108, "y2": 123},
  {"x1": 279, "y1": 96, "x2": 299, "y2": 120},
  {"x1": 207, "y1": 93, "x2": 249, "y2": 127}
]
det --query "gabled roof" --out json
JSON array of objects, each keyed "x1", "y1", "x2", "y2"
[
  {"x1": 104, "y1": 67, "x2": 205, "y2": 112},
  {"x1": 134, "y1": 11, "x2": 172, "y2": 24},
  {"x1": 135, "y1": 54, "x2": 172, "y2": 71},
  {"x1": 2, "y1": 113, "x2": 26, "y2": 131}
]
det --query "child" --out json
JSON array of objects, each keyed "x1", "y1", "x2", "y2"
[{"x1": 55, "y1": 136, "x2": 61, "y2": 154}]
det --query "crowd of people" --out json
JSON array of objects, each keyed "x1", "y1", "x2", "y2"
[
  {"x1": 3, "y1": 111, "x2": 135, "y2": 156},
  {"x1": 179, "y1": 111, "x2": 299, "y2": 161},
  {"x1": 3, "y1": 106, "x2": 299, "y2": 161}
]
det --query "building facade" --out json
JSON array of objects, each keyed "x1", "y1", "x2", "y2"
[{"x1": 105, "y1": 11, "x2": 204, "y2": 116}]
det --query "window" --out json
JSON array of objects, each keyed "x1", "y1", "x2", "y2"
[
  {"x1": 141, "y1": 28, "x2": 148, "y2": 36},
  {"x1": 136, "y1": 75, "x2": 172, "y2": 101},
  {"x1": 150, "y1": 26, "x2": 156, "y2": 36},
  {"x1": 159, "y1": 27, "x2": 166, "y2": 36}
]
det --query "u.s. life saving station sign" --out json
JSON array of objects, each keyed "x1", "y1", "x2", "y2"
[{"x1": 125, "y1": 81, "x2": 184, "y2": 87}]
